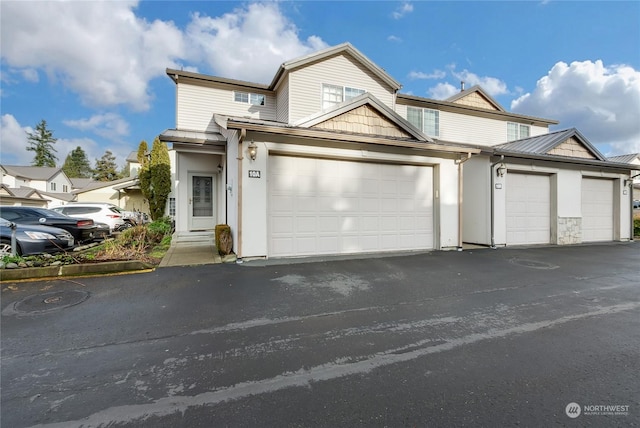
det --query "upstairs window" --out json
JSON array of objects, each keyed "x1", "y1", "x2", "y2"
[
  {"x1": 234, "y1": 91, "x2": 265, "y2": 106},
  {"x1": 407, "y1": 106, "x2": 440, "y2": 137},
  {"x1": 322, "y1": 84, "x2": 365, "y2": 109},
  {"x1": 63, "y1": 185, "x2": 68, "y2": 193},
  {"x1": 50, "y1": 182, "x2": 57, "y2": 191},
  {"x1": 507, "y1": 122, "x2": 530, "y2": 141}
]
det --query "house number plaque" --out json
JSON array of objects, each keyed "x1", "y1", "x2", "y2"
[{"x1": 248, "y1": 170, "x2": 261, "y2": 178}]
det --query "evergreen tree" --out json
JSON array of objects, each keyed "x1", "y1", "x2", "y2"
[
  {"x1": 26, "y1": 119, "x2": 58, "y2": 167},
  {"x1": 62, "y1": 146, "x2": 93, "y2": 178},
  {"x1": 92, "y1": 150, "x2": 120, "y2": 181},
  {"x1": 139, "y1": 138, "x2": 171, "y2": 220}
]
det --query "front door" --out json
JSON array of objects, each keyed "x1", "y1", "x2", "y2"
[{"x1": 188, "y1": 173, "x2": 216, "y2": 230}]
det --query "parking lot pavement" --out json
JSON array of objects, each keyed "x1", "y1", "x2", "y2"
[{"x1": 1, "y1": 243, "x2": 639, "y2": 427}]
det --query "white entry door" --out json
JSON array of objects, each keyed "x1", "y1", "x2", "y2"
[
  {"x1": 188, "y1": 173, "x2": 216, "y2": 230},
  {"x1": 268, "y1": 156, "x2": 434, "y2": 257},
  {"x1": 506, "y1": 173, "x2": 551, "y2": 245},
  {"x1": 581, "y1": 178, "x2": 613, "y2": 242}
]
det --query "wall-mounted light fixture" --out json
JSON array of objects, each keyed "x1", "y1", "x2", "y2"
[
  {"x1": 496, "y1": 163, "x2": 507, "y2": 177},
  {"x1": 217, "y1": 164, "x2": 223, "y2": 173},
  {"x1": 248, "y1": 140, "x2": 258, "y2": 161}
]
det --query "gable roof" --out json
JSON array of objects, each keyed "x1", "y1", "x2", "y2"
[
  {"x1": 73, "y1": 176, "x2": 139, "y2": 194},
  {"x1": 271, "y1": 43, "x2": 401, "y2": 91},
  {"x1": 295, "y1": 93, "x2": 431, "y2": 141},
  {"x1": 0, "y1": 184, "x2": 50, "y2": 201},
  {"x1": 1, "y1": 165, "x2": 62, "y2": 181},
  {"x1": 608, "y1": 153, "x2": 640, "y2": 164},
  {"x1": 70, "y1": 177, "x2": 96, "y2": 189},
  {"x1": 446, "y1": 85, "x2": 505, "y2": 112},
  {"x1": 494, "y1": 128, "x2": 607, "y2": 161}
]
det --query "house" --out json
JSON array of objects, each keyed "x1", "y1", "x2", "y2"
[
  {"x1": 0, "y1": 165, "x2": 73, "y2": 195},
  {"x1": 73, "y1": 176, "x2": 148, "y2": 213},
  {"x1": 0, "y1": 184, "x2": 49, "y2": 207},
  {"x1": 160, "y1": 43, "x2": 634, "y2": 259}
]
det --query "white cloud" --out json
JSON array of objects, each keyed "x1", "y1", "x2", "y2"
[
  {"x1": 1, "y1": 0, "x2": 186, "y2": 111},
  {"x1": 0, "y1": 114, "x2": 33, "y2": 165},
  {"x1": 511, "y1": 60, "x2": 640, "y2": 154},
  {"x1": 64, "y1": 113, "x2": 130, "y2": 141},
  {"x1": 450, "y1": 68, "x2": 509, "y2": 97},
  {"x1": 185, "y1": 3, "x2": 327, "y2": 83},
  {"x1": 388, "y1": 35, "x2": 402, "y2": 43},
  {"x1": 428, "y1": 82, "x2": 459, "y2": 100},
  {"x1": 392, "y1": 2, "x2": 414, "y2": 19},
  {"x1": 409, "y1": 70, "x2": 446, "y2": 80}
]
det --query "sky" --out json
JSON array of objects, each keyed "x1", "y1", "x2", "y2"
[{"x1": 1, "y1": 1, "x2": 639, "y2": 169}]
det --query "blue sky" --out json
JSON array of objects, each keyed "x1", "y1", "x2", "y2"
[{"x1": 1, "y1": 1, "x2": 639, "y2": 169}]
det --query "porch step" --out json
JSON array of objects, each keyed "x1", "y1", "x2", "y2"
[{"x1": 171, "y1": 231, "x2": 216, "y2": 246}]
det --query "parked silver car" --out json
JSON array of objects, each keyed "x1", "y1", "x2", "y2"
[{"x1": 1, "y1": 219, "x2": 75, "y2": 256}]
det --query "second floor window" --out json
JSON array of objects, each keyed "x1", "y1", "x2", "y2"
[
  {"x1": 322, "y1": 84, "x2": 365, "y2": 109},
  {"x1": 507, "y1": 122, "x2": 530, "y2": 141},
  {"x1": 407, "y1": 106, "x2": 440, "y2": 137},
  {"x1": 50, "y1": 183, "x2": 57, "y2": 191},
  {"x1": 63, "y1": 185, "x2": 68, "y2": 193},
  {"x1": 234, "y1": 91, "x2": 265, "y2": 106}
]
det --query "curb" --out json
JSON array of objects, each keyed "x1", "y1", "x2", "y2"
[{"x1": 0, "y1": 261, "x2": 155, "y2": 282}]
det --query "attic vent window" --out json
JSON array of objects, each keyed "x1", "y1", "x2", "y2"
[
  {"x1": 234, "y1": 91, "x2": 265, "y2": 106},
  {"x1": 322, "y1": 84, "x2": 365, "y2": 109},
  {"x1": 507, "y1": 122, "x2": 530, "y2": 141}
]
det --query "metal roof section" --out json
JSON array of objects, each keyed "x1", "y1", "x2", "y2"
[
  {"x1": 72, "y1": 176, "x2": 140, "y2": 194},
  {"x1": 70, "y1": 177, "x2": 96, "y2": 189},
  {"x1": 446, "y1": 85, "x2": 506, "y2": 112},
  {"x1": 494, "y1": 128, "x2": 606, "y2": 161},
  {"x1": 1, "y1": 165, "x2": 63, "y2": 181},
  {"x1": 159, "y1": 129, "x2": 226, "y2": 145},
  {"x1": 397, "y1": 93, "x2": 558, "y2": 126},
  {"x1": 269, "y1": 42, "x2": 402, "y2": 91},
  {"x1": 294, "y1": 92, "x2": 431, "y2": 142},
  {"x1": 39, "y1": 191, "x2": 77, "y2": 202},
  {"x1": 608, "y1": 153, "x2": 640, "y2": 164}
]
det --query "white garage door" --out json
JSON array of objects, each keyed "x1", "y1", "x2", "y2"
[
  {"x1": 269, "y1": 156, "x2": 434, "y2": 257},
  {"x1": 506, "y1": 173, "x2": 551, "y2": 245},
  {"x1": 581, "y1": 178, "x2": 614, "y2": 242}
]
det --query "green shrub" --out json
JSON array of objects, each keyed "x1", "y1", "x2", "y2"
[
  {"x1": 146, "y1": 217, "x2": 173, "y2": 243},
  {"x1": 634, "y1": 218, "x2": 640, "y2": 238}
]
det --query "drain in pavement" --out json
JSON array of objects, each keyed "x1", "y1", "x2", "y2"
[
  {"x1": 8, "y1": 290, "x2": 90, "y2": 315},
  {"x1": 509, "y1": 258, "x2": 559, "y2": 270}
]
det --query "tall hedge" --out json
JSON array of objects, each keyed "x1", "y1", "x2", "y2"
[{"x1": 138, "y1": 138, "x2": 171, "y2": 221}]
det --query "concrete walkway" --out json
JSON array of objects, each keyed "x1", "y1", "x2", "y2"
[{"x1": 158, "y1": 231, "x2": 224, "y2": 267}]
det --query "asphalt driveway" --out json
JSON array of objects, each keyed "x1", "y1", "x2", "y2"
[{"x1": 1, "y1": 243, "x2": 639, "y2": 427}]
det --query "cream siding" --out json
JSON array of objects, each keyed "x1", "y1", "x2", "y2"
[
  {"x1": 276, "y1": 74, "x2": 290, "y2": 123},
  {"x1": 177, "y1": 82, "x2": 276, "y2": 132},
  {"x1": 288, "y1": 53, "x2": 396, "y2": 123}
]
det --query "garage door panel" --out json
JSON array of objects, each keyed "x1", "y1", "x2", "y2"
[
  {"x1": 506, "y1": 173, "x2": 551, "y2": 245},
  {"x1": 269, "y1": 156, "x2": 433, "y2": 257},
  {"x1": 582, "y1": 178, "x2": 613, "y2": 242}
]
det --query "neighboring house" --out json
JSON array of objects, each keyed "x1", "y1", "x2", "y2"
[
  {"x1": 126, "y1": 151, "x2": 142, "y2": 178},
  {"x1": 0, "y1": 184, "x2": 49, "y2": 207},
  {"x1": 1, "y1": 165, "x2": 73, "y2": 195},
  {"x1": 69, "y1": 177, "x2": 97, "y2": 191},
  {"x1": 73, "y1": 176, "x2": 148, "y2": 214},
  {"x1": 160, "y1": 42, "x2": 634, "y2": 259}
]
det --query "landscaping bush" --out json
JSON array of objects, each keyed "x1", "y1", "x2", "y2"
[
  {"x1": 634, "y1": 217, "x2": 640, "y2": 238},
  {"x1": 146, "y1": 217, "x2": 173, "y2": 243},
  {"x1": 215, "y1": 224, "x2": 233, "y2": 256}
]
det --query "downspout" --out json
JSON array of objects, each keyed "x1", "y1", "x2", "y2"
[
  {"x1": 237, "y1": 129, "x2": 246, "y2": 259},
  {"x1": 629, "y1": 173, "x2": 639, "y2": 242},
  {"x1": 455, "y1": 153, "x2": 473, "y2": 251},
  {"x1": 490, "y1": 155, "x2": 505, "y2": 249}
]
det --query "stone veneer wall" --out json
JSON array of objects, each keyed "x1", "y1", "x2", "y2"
[{"x1": 556, "y1": 217, "x2": 582, "y2": 245}]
